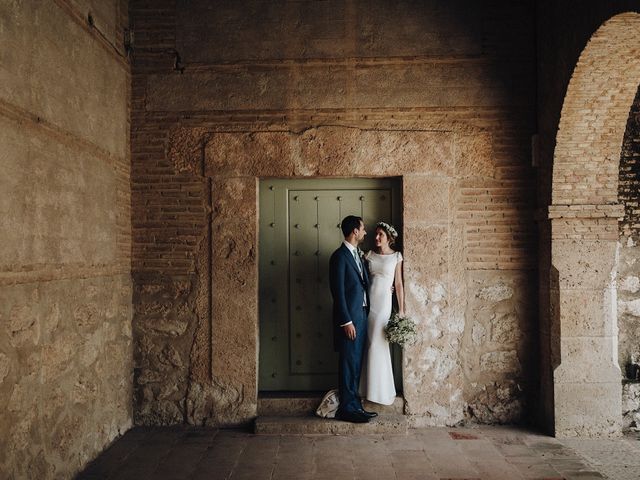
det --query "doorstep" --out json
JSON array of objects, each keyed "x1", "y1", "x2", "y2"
[
  {"x1": 257, "y1": 394, "x2": 404, "y2": 416},
  {"x1": 254, "y1": 414, "x2": 408, "y2": 435}
]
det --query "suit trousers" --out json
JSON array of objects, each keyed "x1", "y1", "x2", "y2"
[{"x1": 337, "y1": 306, "x2": 368, "y2": 414}]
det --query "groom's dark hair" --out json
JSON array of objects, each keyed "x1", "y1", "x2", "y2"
[{"x1": 341, "y1": 215, "x2": 363, "y2": 238}]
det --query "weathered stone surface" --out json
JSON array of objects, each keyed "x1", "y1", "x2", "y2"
[
  {"x1": 619, "y1": 275, "x2": 640, "y2": 293},
  {"x1": 454, "y1": 131, "x2": 496, "y2": 178},
  {"x1": 477, "y1": 283, "x2": 514, "y2": 302},
  {"x1": 471, "y1": 322, "x2": 487, "y2": 345},
  {"x1": 186, "y1": 380, "x2": 256, "y2": 427},
  {"x1": 208, "y1": 177, "x2": 258, "y2": 425},
  {"x1": 0, "y1": 354, "x2": 9, "y2": 384},
  {"x1": 254, "y1": 414, "x2": 408, "y2": 435},
  {"x1": 204, "y1": 127, "x2": 454, "y2": 178},
  {"x1": 403, "y1": 176, "x2": 451, "y2": 225},
  {"x1": 462, "y1": 271, "x2": 534, "y2": 424},
  {"x1": 490, "y1": 312, "x2": 520, "y2": 343},
  {"x1": 618, "y1": 241, "x2": 640, "y2": 386},
  {"x1": 554, "y1": 382, "x2": 622, "y2": 438},
  {"x1": 467, "y1": 380, "x2": 525, "y2": 424},
  {"x1": 552, "y1": 238, "x2": 618, "y2": 291},
  {"x1": 619, "y1": 299, "x2": 640, "y2": 316},
  {"x1": 480, "y1": 351, "x2": 521, "y2": 373},
  {"x1": 0, "y1": 275, "x2": 133, "y2": 479},
  {"x1": 0, "y1": 1, "x2": 128, "y2": 158},
  {"x1": 0, "y1": 1, "x2": 131, "y2": 477},
  {"x1": 622, "y1": 382, "x2": 640, "y2": 430},
  {"x1": 558, "y1": 289, "x2": 615, "y2": 337}
]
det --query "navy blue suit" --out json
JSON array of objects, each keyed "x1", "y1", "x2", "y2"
[{"x1": 329, "y1": 244, "x2": 370, "y2": 414}]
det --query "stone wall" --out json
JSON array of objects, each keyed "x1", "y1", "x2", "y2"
[
  {"x1": 0, "y1": 1, "x2": 132, "y2": 478},
  {"x1": 130, "y1": 0, "x2": 537, "y2": 427}
]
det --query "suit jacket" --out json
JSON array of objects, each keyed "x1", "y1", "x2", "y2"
[{"x1": 329, "y1": 244, "x2": 370, "y2": 350}]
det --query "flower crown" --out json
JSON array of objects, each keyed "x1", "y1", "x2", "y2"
[{"x1": 376, "y1": 221, "x2": 398, "y2": 239}]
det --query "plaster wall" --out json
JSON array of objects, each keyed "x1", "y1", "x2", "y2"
[
  {"x1": 131, "y1": 0, "x2": 537, "y2": 427},
  {"x1": 0, "y1": 1, "x2": 132, "y2": 478}
]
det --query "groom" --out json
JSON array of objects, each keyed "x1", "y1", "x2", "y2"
[{"x1": 329, "y1": 215, "x2": 378, "y2": 423}]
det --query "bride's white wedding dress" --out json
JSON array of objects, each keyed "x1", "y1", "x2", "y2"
[{"x1": 359, "y1": 250, "x2": 402, "y2": 405}]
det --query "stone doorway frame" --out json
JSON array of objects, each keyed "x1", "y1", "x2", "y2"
[
  {"x1": 204, "y1": 125, "x2": 469, "y2": 426},
  {"x1": 547, "y1": 12, "x2": 640, "y2": 437}
]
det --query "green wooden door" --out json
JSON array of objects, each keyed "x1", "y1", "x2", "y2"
[{"x1": 259, "y1": 178, "x2": 401, "y2": 392}]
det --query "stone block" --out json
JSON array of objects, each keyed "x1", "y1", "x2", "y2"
[
  {"x1": 551, "y1": 238, "x2": 617, "y2": 290},
  {"x1": 490, "y1": 312, "x2": 520, "y2": 343},
  {"x1": 466, "y1": 380, "x2": 525, "y2": 423},
  {"x1": 205, "y1": 132, "x2": 295, "y2": 177},
  {"x1": 555, "y1": 338, "x2": 620, "y2": 381},
  {"x1": 557, "y1": 289, "x2": 614, "y2": 337},
  {"x1": 204, "y1": 128, "x2": 454, "y2": 178},
  {"x1": 480, "y1": 350, "x2": 521, "y2": 374},
  {"x1": 554, "y1": 382, "x2": 622, "y2": 438},
  {"x1": 402, "y1": 176, "x2": 451, "y2": 225},
  {"x1": 454, "y1": 131, "x2": 496, "y2": 179},
  {"x1": 209, "y1": 177, "x2": 258, "y2": 421},
  {"x1": 403, "y1": 225, "x2": 449, "y2": 279}
]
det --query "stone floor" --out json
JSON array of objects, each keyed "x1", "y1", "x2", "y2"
[{"x1": 76, "y1": 425, "x2": 640, "y2": 480}]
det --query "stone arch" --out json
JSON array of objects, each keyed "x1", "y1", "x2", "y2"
[{"x1": 549, "y1": 12, "x2": 640, "y2": 437}]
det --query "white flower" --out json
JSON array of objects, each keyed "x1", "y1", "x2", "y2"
[
  {"x1": 376, "y1": 221, "x2": 398, "y2": 239},
  {"x1": 385, "y1": 312, "x2": 418, "y2": 346}
]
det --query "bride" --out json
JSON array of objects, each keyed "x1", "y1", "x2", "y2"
[{"x1": 360, "y1": 221, "x2": 404, "y2": 406}]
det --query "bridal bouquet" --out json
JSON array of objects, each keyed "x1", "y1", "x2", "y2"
[{"x1": 385, "y1": 312, "x2": 418, "y2": 346}]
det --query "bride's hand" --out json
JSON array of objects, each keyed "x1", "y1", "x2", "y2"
[{"x1": 398, "y1": 310, "x2": 405, "y2": 316}]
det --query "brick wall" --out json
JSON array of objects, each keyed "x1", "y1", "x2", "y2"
[{"x1": 130, "y1": 0, "x2": 538, "y2": 427}]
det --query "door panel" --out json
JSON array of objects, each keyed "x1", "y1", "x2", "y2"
[{"x1": 259, "y1": 178, "x2": 401, "y2": 391}]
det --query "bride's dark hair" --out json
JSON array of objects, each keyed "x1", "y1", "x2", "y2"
[{"x1": 376, "y1": 222, "x2": 398, "y2": 248}]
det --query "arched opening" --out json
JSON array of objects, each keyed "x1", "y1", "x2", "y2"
[
  {"x1": 546, "y1": 12, "x2": 640, "y2": 437},
  {"x1": 618, "y1": 84, "x2": 640, "y2": 430}
]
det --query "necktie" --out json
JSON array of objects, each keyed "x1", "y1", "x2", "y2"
[{"x1": 353, "y1": 250, "x2": 362, "y2": 275}]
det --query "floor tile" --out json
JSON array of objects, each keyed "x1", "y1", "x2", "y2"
[{"x1": 75, "y1": 426, "x2": 640, "y2": 480}]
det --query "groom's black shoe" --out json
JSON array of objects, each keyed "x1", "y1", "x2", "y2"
[
  {"x1": 358, "y1": 408, "x2": 378, "y2": 419},
  {"x1": 336, "y1": 410, "x2": 369, "y2": 423}
]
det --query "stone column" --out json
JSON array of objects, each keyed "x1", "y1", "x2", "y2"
[
  {"x1": 402, "y1": 174, "x2": 466, "y2": 427},
  {"x1": 549, "y1": 205, "x2": 624, "y2": 437}
]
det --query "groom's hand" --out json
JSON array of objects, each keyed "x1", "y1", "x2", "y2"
[{"x1": 343, "y1": 324, "x2": 356, "y2": 340}]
